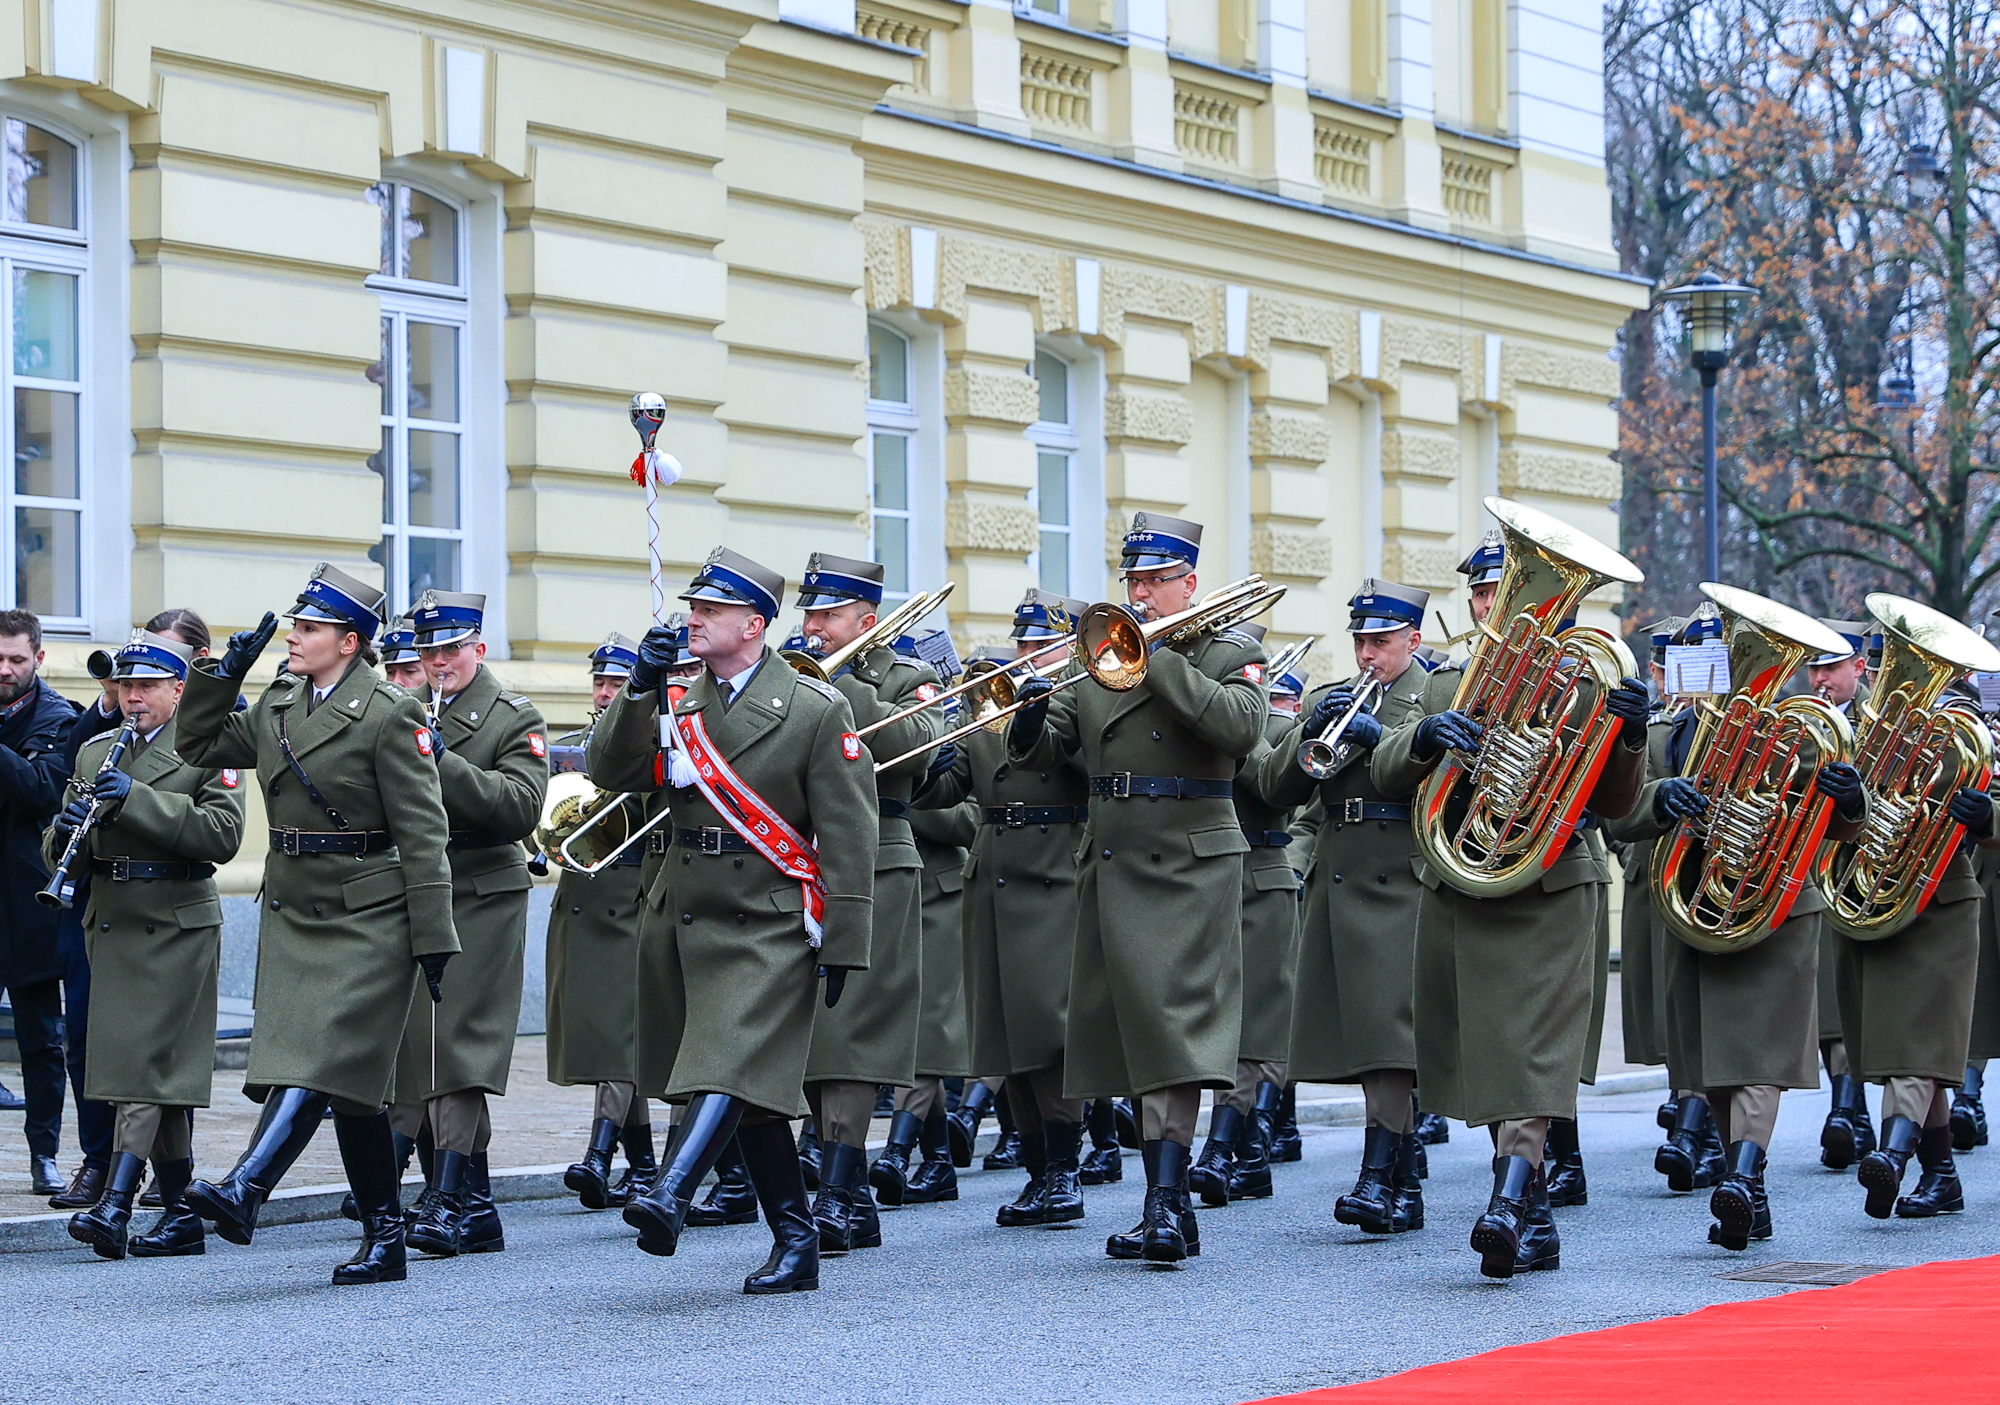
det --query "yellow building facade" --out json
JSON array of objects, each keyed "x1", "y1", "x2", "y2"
[{"x1": 0, "y1": 0, "x2": 1642, "y2": 869}]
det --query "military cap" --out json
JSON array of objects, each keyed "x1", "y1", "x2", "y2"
[
  {"x1": 1674, "y1": 607, "x2": 1724, "y2": 647},
  {"x1": 410, "y1": 590, "x2": 485, "y2": 649},
  {"x1": 1348, "y1": 578, "x2": 1429, "y2": 635},
  {"x1": 1458, "y1": 530, "x2": 1506, "y2": 587},
  {"x1": 1644, "y1": 615, "x2": 1686, "y2": 666},
  {"x1": 1415, "y1": 644, "x2": 1451, "y2": 672},
  {"x1": 797, "y1": 553, "x2": 884, "y2": 612},
  {"x1": 1011, "y1": 587, "x2": 1088, "y2": 640},
  {"x1": 109, "y1": 628, "x2": 194, "y2": 681},
  {"x1": 1812, "y1": 619, "x2": 1867, "y2": 668},
  {"x1": 1120, "y1": 512, "x2": 1201, "y2": 574},
  {"x1": 680, "y1": 547, "x2": 783, "y2": 621},
  {"x1": 286, "y1": 563, "x2": 386, "y2": 641},
  {"x1": 379, "y1": 616, "x2": 420, "y2": 667},
  {"x1": 591, "y1": 631, "x2": 642, "y2": 678}
]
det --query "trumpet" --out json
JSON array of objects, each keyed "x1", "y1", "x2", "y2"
[
  {"x1": 1263, "y1": 636, "x2": 1316, "y2": 691},
  {"x1": 39, "y1": 718, "x2": 141, "y2": 909},
  {"x1": 1298, "y1": 666, "x2": 1381, "y2": 779},
  {"x1": 783, "y1": 584, "x2": 954, "y2": 682}
]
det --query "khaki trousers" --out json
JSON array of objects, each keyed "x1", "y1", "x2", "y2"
[
  {"x1": 1709, "y1": 1084, "x2": 1780, "y2": 1147},
  {"x1": 114, "y1": 1103, "x2": 192, "y2": 1161},
  {"x1": 1140, "y1": 1082, "x2": 1201, "y2": 1147},
  {"x1": 1881, "y1": 1077, "x2": 1952, "y2": 1128},
  {"x1": 593, "y1": 1081, "x2": 652, "y2": 1128},
  {"x1": 807, "y1": 1079, "x2": 877, "y2": 1149},
  {"x1": 1216, "y1": 1059, "x2": 1285, "y2": 1115},
  {"x1": 894, "y1": 1076, "x2": 946, "y2": 1120},
  {"x1": 429, "y1": 1088, "x2": 493, "y2": 1154}
]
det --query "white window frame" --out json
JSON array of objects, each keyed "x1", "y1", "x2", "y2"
[
  {"x1": 866, "y1": 315, "x2": 945, "y2": 603},
  {"x1": 1027, "y1": 337, "x2": 1105, "y2": 601}
]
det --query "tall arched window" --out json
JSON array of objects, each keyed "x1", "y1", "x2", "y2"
[
  {"x1": 0, "y1": 118, "x2": 86, "y2": 624},
  {"x1": 367, "y1": 181, "x2": 469, "y2": 614},
  {"x1": 867, "y1": 322, "x2": 919, "y2": 601}
]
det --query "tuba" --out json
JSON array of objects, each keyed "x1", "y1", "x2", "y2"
[
  {"x1": 1412, "y1": 498, "x2": 1644, "y2": 898},
  {"x1": 1649, "y1": 584, "x2": 1854, "y2": 953},
  {"x1": 1816, "y1": 593, "x2": 2000, "y2": 939}
]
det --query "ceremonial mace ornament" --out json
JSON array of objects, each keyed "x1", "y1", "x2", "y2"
[{"x1": 629, "y1": 392, "x2": 684, "y2": 624}]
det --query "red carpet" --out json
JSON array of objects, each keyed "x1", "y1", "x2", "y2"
[{"x1": 1248, "y1": 1254, "x2": 2000, "y2": 1404}]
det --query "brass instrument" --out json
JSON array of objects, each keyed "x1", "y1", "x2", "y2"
[
  {"x1": 1649, "y1": 584, "x2": 1854, "y2": 953},
  {"x1": 1263, "y1": 636, "x2": 1316, "y2": 690},
  {"x1": 1816, "y1": 593, "x2": 2000, "y2": 939},
  {"x1": 532, "y1": 695, "x2": 683, "y2": 876},
  {"x1": 782, "y1": 584, "x2": 954, "y2": 682},
  {"x1": 39, "y1": 718, "x2": 142, "y2": 910},
  {"x1": 1299, "y1": 665, "x2": 1381, "y2": 780},
  {"x1": 1412, "y1": 497, "x2": 1644, "y2": 898},
  {"x1": 855, "y1": 630, "x2": 1075, "y2": 742}
]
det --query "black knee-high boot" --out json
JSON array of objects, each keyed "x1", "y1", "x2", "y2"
[
  {"x1": 182, "y1": 1087, "x2": 331, "y2": 1246},
  {"x1": 331, "y1": 1110, "x2": 407, "y2": 1285},
  {"x1": 623, "y1": 1093, "x2": 745, "y2": 1257}
]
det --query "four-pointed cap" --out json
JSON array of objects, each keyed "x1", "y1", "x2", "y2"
[
  {"x1": 1457, "y1": 530, "x2": 1505, "y2": 587},
  {"x1": 1348, "y1": 578, "x2": 1429, "y2": 635},
  {"x1": 591, "y1": 631, "x2": 642, "y2": 677},
  {"x1": 681, "y1": 547, "x2": 784, "y2": 621},
  {"x1": 797, "y1": 552, "x2": 885, "y2": 612},
  {"x1": 411, "y1": 590, "x2": 486, "y2": 649},
  {"x1": 1120, "y1": 512, "x2": 1202, "y2": 574},
  {"x1": 1812, "y1": 619, "x2": 1868, "y2": 668},
  {"x1": 110, "y1": 628, "x2": 194, "y2": 681},
  {"x1": 286, "y1": 563, "x2": 387, "y2": 641},
  {"x1": 1011, "y1": 587, "x2": 1089, "y2": 640},
  {"x1": 380, "y1": 615, "x2": 420, "y2": 666}
]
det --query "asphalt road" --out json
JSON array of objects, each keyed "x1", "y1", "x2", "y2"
[{"x1": 7, "y1": 1084, "x2": 1997, "y2": 1405}]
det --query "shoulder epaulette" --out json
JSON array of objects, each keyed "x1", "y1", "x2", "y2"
[
  {"x1": 1216, "y1": 628, "x2": 1259, "y2": 650},
  {"x1": 798, "y1": 677, "x2": 842, "y2": 702},
  {"x1": 503, "y1": 693, "x2": 533, "y2": 710}
]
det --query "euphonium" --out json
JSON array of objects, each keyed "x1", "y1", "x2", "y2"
[
  {"x1": 1816, "y1": 593, "x2": 2000, "y2": 939},
  {"x1": 1649, "y1": 584, "x2": 1854, "y2": 954},
  {"x1": 1412, "y1": 497, "x2": 1644, "y2": 898}
]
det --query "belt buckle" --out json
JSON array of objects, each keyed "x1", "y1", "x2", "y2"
[
  {"x1": 109, "y1": 858, "x2": 130, "y2": 881},
  {"x1": 1107, "y1": 772, "x2": 1132, "y2": 799},
  {"x1": 698, "y1": 827, "x2": 726, "y2": 855},
  {"x1": 1343, "y1": 797, "x2": 1365, "y2": 825},
  {"x1": 276, "y1": 828, "x2": 302, "y2": 856},
  {"x1": 1001, "y1": 802, "x2": 1027, "y2": 829},
  {"x1": 648, "y1": 830, "x2": 669, "y2": 855}
]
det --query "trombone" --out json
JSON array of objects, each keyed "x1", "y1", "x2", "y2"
[
  {"x1": 855, "y1": 630, "x2": 1077, "y2": 742},
  {"x1": 1263, "y1": 636, "x2": 1316, "y2": 692},
  {"x1": 782, "y1": 583, "x2": 954, "y2": 681},
  {"x1": 1298, "y1": 665, "x2": 1382, "y2": 778}
]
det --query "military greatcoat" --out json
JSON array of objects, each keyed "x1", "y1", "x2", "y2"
[
  {"x1": 806, "y1": 645, "x2": 943, "y2": 1090},
  {"x1": 1579, "y1": 823, "x2": 1615, "y2": 1086},
  {"x1": 908, "y1": 799, "x2": 977, "y2": 1078},
  {"x1": 394, "y1": 665, "x2": 547, "y2": 1102},
  {"x1": 585, "y1": 651, "x2": 877, "y2": 1117},
  {"x1": 52, "y1": 716, "x2": 245, "y2": 1108},
  {"x1": 1371, "y1": 665, "x2": 1644, "y2": 1125},
  {"x1": 1232, "y1": 712, "x2": 1301, "y2": 1065},
  {"x1": 176, "y1": 658, "x2": 458, "y2": 1109},
  {"x1": 1014, "y1": 630, "x2": 1268, "y2": 1098},
  {"x1": 544, "y1": 727, "x2": 648, "y2": 1088},
  {"x1": 1255, "y1": 661, "x2": 1432, "y2": 1083},
  {"x1": 1601, "y1": 716, "x2": 1675, "y2": 1069},
  {"x1": 1972, "y1": 846, "x2": 2000, "y2": 1062}
]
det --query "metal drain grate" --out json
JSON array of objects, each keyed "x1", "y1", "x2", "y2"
[{"x1": 1716, "y1": 1261, "x2": 1897, "y2": 1286}]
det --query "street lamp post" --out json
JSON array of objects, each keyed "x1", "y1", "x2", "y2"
[{"x1": 1658, "y1": 272, "x2": 1758, "y2": 584}]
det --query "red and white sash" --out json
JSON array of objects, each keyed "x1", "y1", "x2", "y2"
[{"x1": 665, "y1": 706, "x2": 826, "y2": 948}]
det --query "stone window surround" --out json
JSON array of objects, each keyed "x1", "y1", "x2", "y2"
[{"x1": 866, "y1": 311, "x2": 949, "y2": 601}]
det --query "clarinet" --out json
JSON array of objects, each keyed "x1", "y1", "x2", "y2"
[{"x1": 38, "y1": 717, "x2": 142, "y2": 911}]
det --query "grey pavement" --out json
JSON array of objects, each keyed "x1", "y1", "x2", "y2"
[{"x1": 4, "y1": 1082, "x2": 1998, "y2": 1405}]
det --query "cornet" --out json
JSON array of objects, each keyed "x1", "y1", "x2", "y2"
[{"x1": 1298, "y1": 666, "x2": 1381, "y2": 779}]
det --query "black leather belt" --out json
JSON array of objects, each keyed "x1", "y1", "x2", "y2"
[
  {"x1": 1089, "y1": 774, "x2": 1233, "y2": 801},
  {"x1": 1242, "y1": 830, "x2": 1292, "y2": 847},
  {"x1": 609, "y1": 849, "x2": 645, "y2": 868},
  {"x1": 269, "y1": 828, "x2": 395, "y2": 855},
  {"x1": 878, "y1": 797, "x2": 910, "y2": 821},
  {"x1": 675, "y1": 827, "x2": 754, "y2": 854},
  {"x1": 1334, "y1": 800, "x2": 1409, "y2": 825},
  {"x1": 448, "y1": 829, "x2": 515, "y2": 851},
  {"x1": 983, "y1": 803, "x2": 1089, "y2": 827},
  {"x1": 94, "y1": 859, "x2": 214, "y2": 882}
]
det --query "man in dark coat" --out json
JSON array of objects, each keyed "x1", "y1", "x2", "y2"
[{"x1": 0, "y1": 608, "x2": 81, "y2": 1195}]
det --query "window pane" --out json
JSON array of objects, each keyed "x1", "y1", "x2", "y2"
[
  {"x1": 1039, "y1": 529, "x2": 1069, "y2": 593},
  {"x1": 367, "y1": 535, "x2": 394, "y2": 587},
  {"x1": 401, "y1": 188, "x2": 459, "y2": 286},
  {"x1": 869, "y1": 323, "x2": 908, "y2": 403},
  {"x1": 366, "y1": 183, "x2": 394, "y2": 275},
  {"x1": 369, "y1": 427, "x2": 393, "y2": 523},
  {"x1": 15, "y1": 505, "x2": 79, "y2": 616},
  {"x1": 13, "y1": 269, "x2": 76, "y2": 380},
  {"x1": 408, "y1": 430, "x2": 460, "y2": 529},
  {"x1": 873, "y1": 433, "x2": 908, "y2": 510},
  {"x1": 15, "y1": 388, "x2": 77, "y2": 498},
  {"x1": 406, "y1": 321, "x2": 459, "y2": 421},
  {"x1": 1035, "y1": 351, "x2": 1068, "y2": 424},
  {"x1": 3, "y1": 122, "x2": 77, "y2": 231},
  {"x1": 874, "y1": 515, "x2": 909, "y2": 595},
  {"x1": 1037, "y1": 452, "x2": 1069, "y2": 526},
  {"x1": 371, "y1": 317, "x2": 391, "y2": 415},
  {"x1": 408, "y1": 535, "x2": 459, "y2": 600}
]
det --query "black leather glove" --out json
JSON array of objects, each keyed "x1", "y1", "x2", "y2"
[
  {"x1": 1652, "y1": 777, "x2": 1709, "y2": 825},
  {"x1": 630, "y1": 623, "x2": 679, "y2": 695},
  {"x1": 1412, "y1": 710, "x2": 1483, "y2": 762},
  {"x1": 817, "y1": 965, "x2": 849, "y2": 1009},
  {"x1": 1813, "y1": 761, "x2": 1865, "y2": 821},
  {"x1": 925, "y1": 740, "x2": 958, "y2": 781},
  {"x1": 1007, "y1": 675, "x2": 1056, "y2": 754},
  {"x1": 424, "y1": 722, "x2": 446, "y2": 758},
  {"x1": 91, "y1": 769, "x2": 134, "y2": 811},
  {"x1": 1306, "y1": 687, "x2": 1355, "y2": 736},
  {"x1": 1606, "y1": 675, "x2": 1649, "y2": 744},
  {"x1": 417, "y1": 951, "x2": 454, "y2": 1004},
  {"x1": 1342, "y1": 711, "x2": 1384, "y2": 751},
  {"x1": 51, "y1": 793, "x2": 90, "y2": 836},
  {"x1": 1949, "y1": 787, "x2": 1994, "y2": 832},
  {"x1": 219, "y1": 612, "x2": 280, "y2": 681}
]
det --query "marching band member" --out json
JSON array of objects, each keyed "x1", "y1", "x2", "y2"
[{"x1": 380, "y1": 617, "x2": 425, "y2": 693}]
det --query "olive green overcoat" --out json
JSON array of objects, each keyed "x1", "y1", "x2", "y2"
[
  {"x1": 1371, "y1": 664, "x2": 1644, "y2": 1125},
  {"x1": 1973, "y1": 846, "x2": 2000, "y2": 1061},
  {"x1": 1014, "y1": 630, "x2": 1268, "y2": 1098},
  {"x1": 1255, "y1": 661, "x2": 1432, "y2": 1083},
  {"x1": 585, "y1": 651, "x2": 877, "y2": 1116},
  {"x1": 1232, "y1": 711, "x2": 1301, "y2": 1065},
  {"x1": 394, "y1": 666, "x2": 546, "y2": 1101},
  {"x1": 1601, "y1": 716, "x2": 1675, "y2": 1068},
  {"x1": 1580, "y1": 823, "x2": 1614, "y2": 1086},
  {"x1": 50, "y1": 716, "x2": 245, "y2": 1107},
  {"x1": 544, "y1": 727, "x2": 648, "y2": 1088},
  {"x1": 805, "y1": 645, "x2": 943, "y2": 1089},
  {"x1": 909, "y1": 799, "x2": 977, "y2": 1077},
  {"x1": 176, "y1": 658, "x2": 458, "y2": 1109}
]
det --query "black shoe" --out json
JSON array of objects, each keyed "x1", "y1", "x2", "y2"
[
  {"x1": 609, "y1": 1123, "x2": 657, "y2": 1206},
  {"x1": 1656, "y1": 1096, "x2": 1718, "y2": 1193},
  {"x1": 1080, "y1": 1099, "x2": 1123, "y2": 1185},
  {"x1": 625, "y1": 1093, "x2": 745, "y2": 1257},
  {"x1": 1390, "y1": 1133, "x2": 1425, "y2": 1232},
  {"x1": 1334, "y1": 1126, "x2": 1403, "y2": 1234},
  {"x1": 1709, "y1": 1140, "x2": 1766, "y2": 1251},
  {"x1": 459, "y1": 1152, "x2": 505, "y2": 1253},
  {"x1": 1189, "y1": 1105, "x2": 1242, "y2": 1208},
  {"x1": 1040, "y1": 1120, "x2": 1086, "y2": 1224},
  {"x1": 331, "y1": 1110, "x2": 407, "y2": 1285},
  {"x1": 846, "y1": 1145, "x2": 882, "y2": 1249},
  {"x1": 869, "y1": 1110, "x2": 923, "y2": 1208},
  {"x1": 1114, "y1": 1097, "x2": 1141, "y2": 1151},
  {"x1": 184, "y1": 1087, "x2": 331, "y2": 1246},
  {"x1": 129, "y1": 1157, "x2": 204, "y2": 1258},
  {"x1": 687, "y1": 1134, "x2": 759, "y2": 1226},
  {"x1": 946, "y1": 1083, "x2": 991, "y2": 1168},
  {"x1": 737, "y1": 1120, "x2": 819, "y2": 1294},
  {"x1": 1950, "y1": 1064, "x2": 1987, "y2": 1152},
  {"x1": 1140, "y1": 1140, "x2": 1191, "y2": 1263},
  {"x1": 67, "y1": 1152, "x2": 146, "y2": 1261},
  {"x1": 47, "y1": 1160, "x2": 106, "y2": 1210},
  {"x1": 797, "y1": 1117, "x2": 822, "y2": 1191},
  {"x1": 905, "y1": 1112, "x2": 959, "y2": 1204},
  {"x1": 812, "y1": 1141, "x2": 863, "y2": 1252},
  {"x1": 984, "y1": 1127, "x2": 1024, "y2": 1171},
  {"x1": 1229, "y1": 1084, "x2": 1278, "y2": 1201},
  {"x1": 1513, "y1": 1164, "x2": 1560, "y2": 1273},
  {"x1": 0, "y1": 1080, "x2": 24, "y2": 1111},
  {"x1": 1545, "y1": 1117, "x2": 1588, "y2": 1208},
  {"x1": 1858, "y1": 1115, "x2": 1921, "y2": 1219},
  {"x1": 1897, "y1": 1125, "x2": 1965, "y2": 1218},
  {"x1": 995, "y1": 1127, "x2": 1050, "y2": 1227},
  {"x1": 1272, "y1": 1084, "x2": 1302, "y2": 1163},
  {"x1": 30, "y1": 1155, "x2": 62, "y2": 1197},
  {"x1": 564, "y1": 1117, "x2": 622, "y2": 1210},
  {"x1": 1657, "y1": 1095, "x2": 1680, "y2": 1133},
  {"x1": 1821, "y1": 1075, "x2": 1870, "y2": 1169},
  {"x1": 1470, "y1": 1155, "x2": 1535, "y2": 1280},
  {"x1": 407, "y1": 1149, "x2": 469, "y2": 1257},
  {"x1": 400, "y1": 1124, "x2": 437, "y2": 1228},
  {"x1": 1412, "y1": 1091, "x2": 1450, "y2": 1145},
  {"x1": 138, "y1": 1172, "x2": 164, "y2": 1209}
]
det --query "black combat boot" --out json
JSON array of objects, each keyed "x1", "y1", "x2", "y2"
[
  {"x1": 1229, "y1": 1084, "x2": 1277, "y2": 1200},
  {"x1": 1896, "y1": 1125, "x2": 1965, "y2": 1218},
  {"x1": 1106, "y1": 1144, "x2": 1200, "y2": 1261},
  {"x1": 331, "y1": 1110, "x2": 407, "y2": 1285},
  {"x1": 1272, "y1": 1084, "x2": 1303, "y2": 1163},
  {"x1": 1950, "y1": 1065, "x2": 1988, "y2": 1152},
  {"x1": 1470, "y1": 1155, "x2": 1535, "y2": 1280},
  {"x1": 1114, "y1": 1097, "x2": 1141, "y2": 1150},
  {"x1": 985, "y1": 1091, "x2": 1024, "y2": 1170},
  {"x1": 1189, "y1": 1104, "x2": 1242, "y2": 1208},
  {"x1": 1545, "y1": 1116, "x2": 1588, "y2": 1207},
  {"x1": 995, "y1": 1127, "x2": 1050, "y2": 1227},
  {"x1": 1657, "y1": 1095, "x2": 1681, "y2": 1133},
  {"x1": 1040, "y1": 1119, "x2": 1086, "y2": 1223},
  {"x1": 797, "y1": 1116, "x2": 823, "y2": 1190},
  {"x1": 407, "y1": 1150, "x2": 470, "y2": 1257},
  {"x1": 611, "y1": 1123, "x2": 657, "y2": 1205},
  {"x1": 873, "y1": 1085, "x2": 896, "y2": 1119},
  {"x1": 67, "y1": 1152, "x2": 146, "y2": 1260},
  {"x1": 846, "y1": 1144, "x2": 883, "y2": 1248},
  {"x1": 1858, "y1": 1114, "x2": 1921, "y2": 1219},
  {"x1": 812, "y1": 1141, "x2": 863, "y2": 1252},
  {"x1": 1656, "y1": 1095, "x2": 1720, "y2": 1192},
  {"x1": 129, "y1": 1156, "x2": 204, "y2": 1258},
  {"x1": 1080, "y1": 1099, "x2": 1123, "y2": 1184},
  {"x1": 565, "y1": 1118, "x2": 622, "y2": 1210},
  {"x1": 183, "y1": 1087, "x2": 331, "y2": 1246},
  {"x1": 1413, "y1": 1091, "x2": 1449, "y2": 1145},
  {"x1": 402, "y1": 1123, "x2": 437, "y2": 1227},
  {"x1": 687, "y1": 1134, "x2": 759, "y2": 1226},
  {"x1": 1390, "y1": 1133, "x2": 1425, "y2": 1231},
  {"x1": 1708, "y1": 1140, "x2": 1767, "y2": 1251},
  {"x1": 1512, "y1": 1163, "x2": 1560, "y2": 1272},
  {"x1": 738, "y1": 1120, "x2": 818, "y2": 1295},
  {"x1": 1334, "y1": 1126, "x2": 1402, "y2": 1234},
  {"x1": 624, "y1": 1092, "x2": 745, "y2": 1257},
  {"x1": 460, "y1": 1152, "x2": 504, "y2": 1253},
  {"x1": 946, "y1": 1082, "x2": 992, "y2": 1168},
  {"x1": 1821, "y1": 1074, "x2": 1872, "y2": 1169},
  {"x1": 869, "y1": 1110, "x2": 924, "y2": 1208},
  {"x1": 1138, "y1": 1139, "x2": 1191, "y2": 1263},
  {"x1": 905, "y1": 1112, "x2": 958, "y2": 1203}
]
